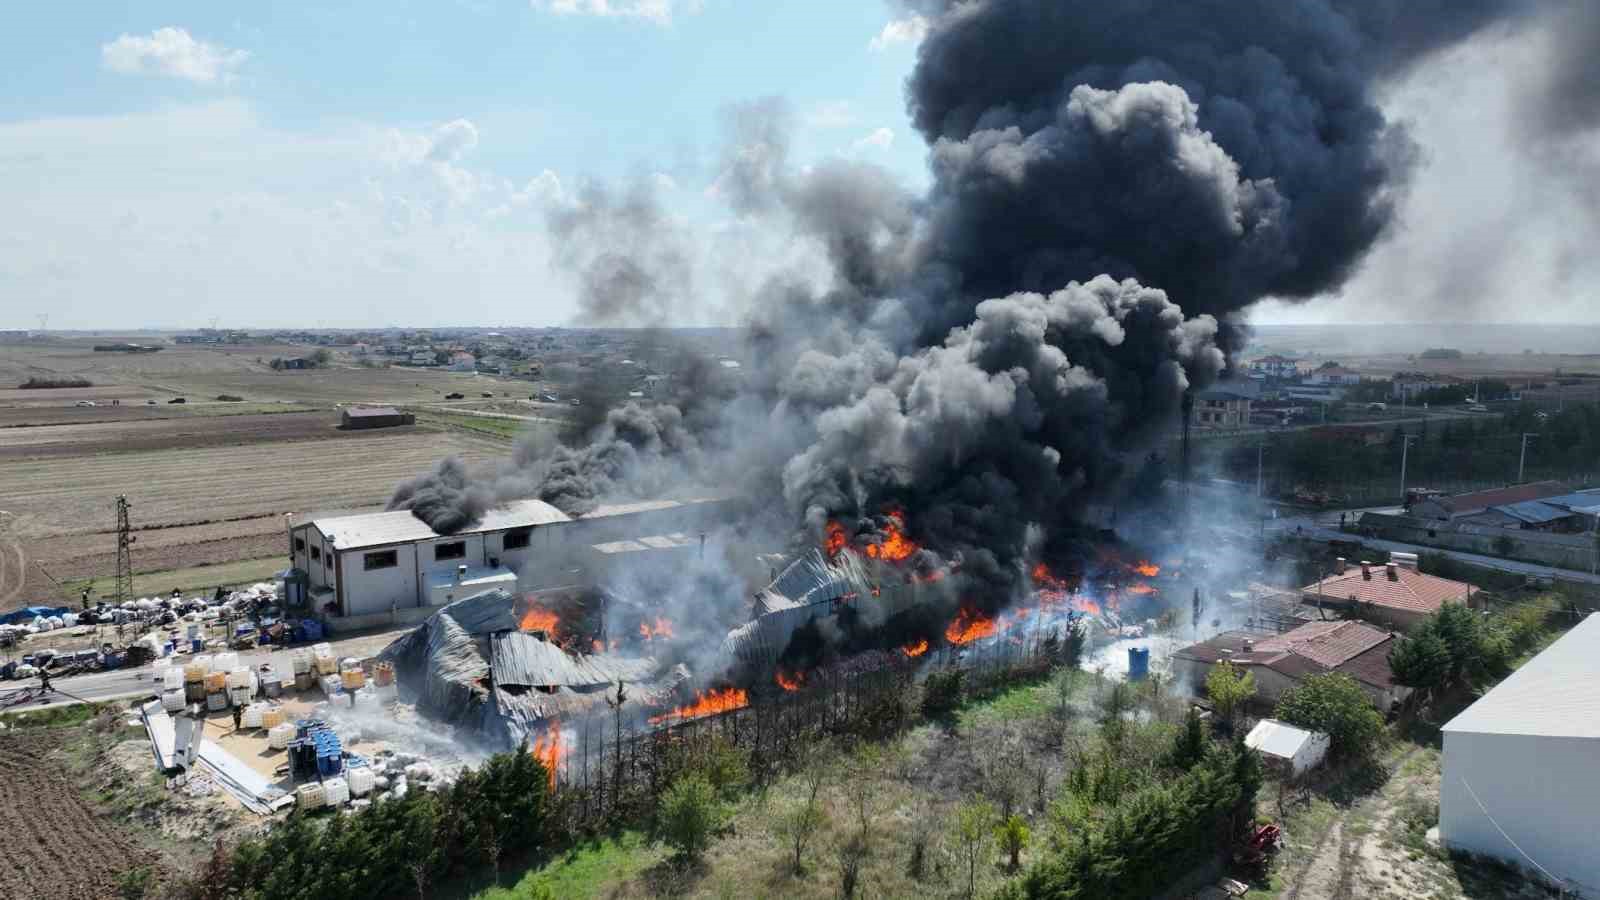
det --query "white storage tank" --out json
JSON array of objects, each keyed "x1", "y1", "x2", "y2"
[
  {"x1": 161, "y1": 689, "x2": 185, "y2": 713},
  {"x1": 241, "y1": 704, "x2": 264, "y2": 729},
  {"x1": 163, "y1": 667, "x2": 185, "y2": 692},
  {"x1": 268, "y1": 723, "x2": 296, "y2": 749},
  {"x1": 322, "y1": 776, "x2": 350, "y2": 806},
  {"x1": 347, "y1": 766, "x2": 375, "y2": 797},
  {"x1": 296, "y1": 782, "x2": 325, "y2": 810}
]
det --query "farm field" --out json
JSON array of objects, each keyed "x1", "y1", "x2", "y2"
[{"x1": 0, "y1": 339, "x2": 569, "y2": 611}]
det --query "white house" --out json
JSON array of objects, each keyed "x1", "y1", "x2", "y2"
[
  {"x1": 1439, "y1": 613, "x2": 1600, "y2": 897},
  {"x1": 1247, "y1": 355, "x2": 1300, "y2": 379},
  {"x1": 1306, "y1": 367, "x2": 1362, "y2": 386}
]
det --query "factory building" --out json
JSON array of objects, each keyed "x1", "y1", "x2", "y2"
[{"x1": 287, "y1": 496, "x2": 732, "y2": 630}]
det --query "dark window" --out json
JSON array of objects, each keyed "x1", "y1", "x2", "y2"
[
  {"x1": 294, "y1": 537, "x2": 306, "y2": 553},
  {"x1": 364, "y1": 550, "x2": 398, "y2": 571},
  {"x1": 434, "y1": 541, "x2": 466, "y2": 561},
  {"x1": 310, "y1": 545, "x2": 321, "y2": 561},
  {"x1": 503, "y1": 527, "x2": 532, "y2": 550}
]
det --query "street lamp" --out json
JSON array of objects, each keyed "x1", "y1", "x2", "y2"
[
  {"x1": 1518, "y1": 433, "x2": 1538, "y2": 484},
  {"x1": 1399, "y1": 433, "x2": 1419, "y2": 505}
]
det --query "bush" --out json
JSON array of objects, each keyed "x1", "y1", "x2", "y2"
[
  {"x1": 995, "y1": 814, "x2": 1030, "y2": 871},
  {"x1": 921, "y1": 669, "x2": 965, "y2": 717},
  {"x1": 666, "y1": 732, "x2": 750, "y2": 801},
  {"x1": 18, "y1": 376, "x2": 92, "y2": 389},
  {"x1": 1205, "y1": 660, "x2": 1256, "y2": 725},
  {"x1": 1275, "y1": 673, "x2": 1385, "y2": 759},
  {"x1": 658, "y1": 774, "x2": 720, "y2": 861},
  {"x1": 215, "y1": 394, "x2": 244, "y2": 402}
]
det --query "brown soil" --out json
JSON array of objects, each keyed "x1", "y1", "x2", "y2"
[
  {"x1": 0, "y1": 728, "x2": 162, "y2": 900},
  {"x1": 0, "y1": 410, "x2": 392, "y2": 460}
]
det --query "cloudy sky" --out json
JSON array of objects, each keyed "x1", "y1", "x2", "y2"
[{"x1": 3, "y1": 2, "x2": 1595, "y2": 329}]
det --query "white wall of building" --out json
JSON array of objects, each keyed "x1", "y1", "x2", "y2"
[
  {"x1": 336, "y1": 544, "x2": 422, "y2": 618},
  {"x1": 1441, "y1": 731, "x2": 1600, "y2": 896}
]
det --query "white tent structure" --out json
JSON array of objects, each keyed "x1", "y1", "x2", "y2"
[
  {"x1": 1440, "y1": 613, "x2": 1600, "y2": 897},
  {"x1": 1244, "y1": 719, "x2": 1330, "y2": 776}
]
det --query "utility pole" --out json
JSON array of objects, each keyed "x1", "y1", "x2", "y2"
[
  {"x1": 1256, "y1": 442, "x2": 1266, "y2": 498},
  {"x1": 1518, "y1": 433, "x2": 1537, "y2": 484},
  {"x1": 114, "y1": 496, "x2": 135, "y2": 605},
  {"x1": 1399, "y1": 434, "x2": 1419, "y2": 504}
]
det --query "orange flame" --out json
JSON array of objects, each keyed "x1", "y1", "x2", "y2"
[
  {"x1": 775, "y1": 670, "x2": 803, "y2": 692},
  {"x1": 945, "y1": 606, "x2": 999, "y2": 645},
  {"x1": 824, "y1": 521, "x2": 847, "y2": 557},
  {"x1": 649, "y1": 687, "x2": 750, "y2": 726},
  {"x1": 901, "y1": 638, "x2": 929, "y2": 658},
  {"x1": 530, "y1": 722, "x2": 565, "y2": 791},
  {"x1": 591, "y1": 639, "x2": 604, "y2": 653},
  {"x1": 1132, "y1": 561, "x2": 1160, "y2": 577},
  {"x1": 864, "y1": 513, "x2": 919, "y2": 562},
  {"x1": 519, "y1": 605, "x2": 560, "y2": 635},
  {"x1": 639, "y1": 617, "x2": 675, "y2": 641},
  {"x1": 1127, "y1": 583, "x2": 1158, "y2": 596}
]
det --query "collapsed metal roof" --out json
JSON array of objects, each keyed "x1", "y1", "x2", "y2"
[{"x1": 489, "y1": 631, "x2": 658, "y2": 688}]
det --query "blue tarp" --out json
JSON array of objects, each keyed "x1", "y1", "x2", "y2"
[{"x1": 0, "y1": 606, "x2": 69, "y2": 626}]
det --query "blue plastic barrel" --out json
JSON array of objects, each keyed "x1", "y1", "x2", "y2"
[
  {"x1": 1127, "y1": 647, "x2": 1150, "y2": 681},
  {"x1": 190, "y1": 638, "x2": 204, "y2": 653}
]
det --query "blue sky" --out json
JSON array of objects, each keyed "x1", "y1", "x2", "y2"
[{"x1": 3, "y1": 2, "x2": 1596, "y2": 328}]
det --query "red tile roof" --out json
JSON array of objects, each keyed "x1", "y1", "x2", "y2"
[
  {"x1": 1175, "y1": 620, "x2": 1401, "y2": 690},
  {"x1": 1301, "y1": 564, "x2": 1475, "y2": 615},
  {"x1": 1255, "y1": 620, "x2": 1390, "y2": 668}
]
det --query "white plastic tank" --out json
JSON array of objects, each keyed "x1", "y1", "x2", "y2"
[
  {"x1": 268, "y1": 723, "x2": 296, "y2": 749},
  {"x1": 225, "y1": 667, "x2": 251, "y2": 690},
  {"x1": 241, "y1": 704, "x2": 264, "y2": 729},
  {"x1": 291, "y1": 653, "x2": 311, "y2": 675},
  {"x1": 163, "y1": 667, "x2": 185, "y2": 691},
  {"x1": 228, "y1": 686, "x2": 252, "y2": 707},
  {"x1": 347, "y1": 766, "x2": 375, "y2": 797},
  {"x1": 297, "y1": 782, "x2": 325, "y2": 810},
  {"x1": 322, "y1": 776, "x2": 350, "y2": 806},
  {"x1": 161, "y1": 689, "x2": 185, "y2": 713},
  {"x1": 213, "y1": 651, "x2": 238, "y2": 673}
]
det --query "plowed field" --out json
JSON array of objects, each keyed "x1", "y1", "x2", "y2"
[{"x1": 0, "y1": 729, "x2": 157, "y2": 900}]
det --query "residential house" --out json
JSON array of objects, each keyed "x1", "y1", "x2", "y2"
[
  {"x1": 1193, "y1": 383, "x2": 1255, "y2": 428},
  {"x1": 1299, "y1": 557, "x2": 1477, "y2": 631},
  {"x1": 449, "y1": 352, "x2": 476, "y2": 372},
  {"x1": 1408, "y1": 481, "x2": 1570, "y2": 521},
  {"x1": 1248, "y1": 355, "x2": 1300, "y2": 379},
  {"x1": 1306, "y1": 367, "x2": 1362, "y2": 386},
  {"x1": 1172, "y1": 619, "x2": 1409, "y2": 710}
]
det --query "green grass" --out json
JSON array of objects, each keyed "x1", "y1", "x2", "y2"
[
  {"x1": 416, "y1": 412, "x2": 526, "y2": 441},
  {"x1": 0, "y1": 700, "x2": 107, "y2": 729},
  {"x1": 472, "y1": 832, "x2": 660, "y2": 900},
  {"x1": 956, "y1": 676, "x2": 1059, "y2": 728},
  {"x1": 65, "y1": 555, "x2": 286, "y2": 601}
]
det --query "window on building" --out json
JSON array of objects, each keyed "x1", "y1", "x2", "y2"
[
  {"x1": 434, "y1": 541, "x2": 466, "y2": 561},
  {"x1": 310, "y1": 545, "x2": 321, "y2": 562},
  {"x1": 364, "y1": 550, "x2": 398, "y2": 571},
  {"x1": 503, "y1": 527, "x2": 532, "y2": 550},
  {"x1": 294, "y1": 537, "x2": 306, "y2": 553}
]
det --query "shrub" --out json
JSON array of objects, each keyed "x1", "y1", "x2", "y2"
[
  {"x1": 921, "y1": 669, "x2": 965, "y2": 717},
  {"x1": 18, "y1": 376, "x2": 92, "y2": 389},
  {"x1": 995, "y1": 814, "x2": 1031, "y2": 871},
  {"x1": 658, "y1": 774, "x2": 720, "y2": 861},
  {"x1": 215, "y1": 394, "x2": 244, "y2": 402},
  {"x1": 1205, "y1": 660, "x2": 1256, "y2": 725},
  {"x1": 1275, "y1": 673, "x2": 1385, "y2": 759}
]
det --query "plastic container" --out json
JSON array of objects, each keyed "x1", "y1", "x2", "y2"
[
  {"x1": 340, "y1": 669, "x2": 366, "y2": 691},
  {"x1": 206, "y1": 692, "x2": 228, "y2": 712},
  {"x1": 225, "y1": 668, "x2": 251, "y2": 690},
  {"x1": 203, "y1": 671, "x2": 226, "y2": 693},
  {"x1": 373, "y1": 662, "x2": 394, "y2": 687},
  {"x1": 191, "y1": 654, "x2": 212, "y2": 673},
  {"x1": 161, "y1": 689, "x2": 185, "y2": 713},
  {"x1": 213, "y1": 651, "x2": 239, "y2": 673},
  {"x1": 347, "y1": 766, "x2": 375, "y2": 797},
  {"x1": 163, "y1": 667, "x2": 185, "y2": 691},
  {"x1": 294, "y1": 672, "x2": 313, "y2": 692},
  {"x1": 261, "y1": 707, "x2": 285, "y2": 729},
  {"x1": 296, "y1": 782, "x2": 325, "y2": 809},
  {"x1": 320, "y1": 674, "x2": 342, "y2": 697},
  {"x1": 268, "y1": 722, "x2": 296, "y2": 749},
  {"x1": 184, "y1": 682, "x2": 207, "y2": 704},
  {"x1": 229, "y1": 686, "x2": 253, "y2": 707},
  {"x1": 242, "y1": 704, "x2": 264, "y2": 729},
  {"x1": 291, "y1": 653, "x2": 311, "y2": 675},
  {"x1": 353, "y1": 689, "x2": 380, "y2": 711},
  {"x1": 322, "y1": 776, "x2": 349, "y2": 806},
  {"x1": 183, "y1": 662, "x2": 207, "y2": 683},
  {"x1": 315, "y1": 656, "x2": 338, "y2": 676}
]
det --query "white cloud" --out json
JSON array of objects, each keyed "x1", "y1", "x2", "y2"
[
  {"x1": 868, "y1": 15, "x2": 928, "y2": 51},
  {"x1": 532, "y1": 0, "x2": 701, "y2": 25},
  {"x1": 804, "y1": 100, "x2": 856, "y2": 130},
  {"x1": 852, "y1": 127, "x2": 894, "y2": 152},
  {"x1": 101, "y1": 27, "x2": 249, "y2": 85}
]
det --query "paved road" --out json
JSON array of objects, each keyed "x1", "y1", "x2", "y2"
[
  {"x1": 1266, "y1": 515, "x2": 1600, "y2": 586},
  {"x1": 2, "y1": 625, "x2": 409, "y2": 713}
]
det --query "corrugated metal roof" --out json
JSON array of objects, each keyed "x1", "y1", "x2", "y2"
[
  {"x1": 345, "y1": 406, "x2": 402, "y2": 417},
  {"x1": 582, "y1": 496, "x2": 730, "y2": 519},
  {"x1": 1491, "y1": 500, "x2": 1577, "y2": 525},
  {"x1": 590, "y1": 532, "x2": 697, "y2": 555},
  {"x1": 489, "y1": 631, "x2": 658, "y2": 687},
  {"x1": 1443, "y1": 613, "x2": 1600, "y2": 739},
  {"x1": 312, "y1": 498, "x2": 571, "y2": 550}
]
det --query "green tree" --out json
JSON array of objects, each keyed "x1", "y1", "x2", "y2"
[
  {"x1": 1387, "y1": 624, "x2": 1451, "y2": 698},
  {"x1": 995, "y1": 814, "x2": 1031, "y2": 872},
  {"x1": 311, "y1": 347, "x2": 333, "y2": 367},
  {"x1": 659, "y1": 774, "x2": 720, "y2": 862},
  {"x1": 1275, "y1": 673, "x2": 1384, "y2": 759},
  {"x1": 952, "y1": 799, "x2": 996, "y2": 899},
  {"x1": 1166, "y1": 707, "x2": 1207, "y2": 770},
  {"x1": 1205, "y1": 660, "x2": 1256, "y2": 725}
]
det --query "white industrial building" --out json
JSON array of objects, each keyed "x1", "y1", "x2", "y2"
[
  {"x1": 287, "y1": 496, "x2": 731, "y2": 629},
  {"x1": 1439, "y1": 612, "x2": 1600, "y2": 897}
]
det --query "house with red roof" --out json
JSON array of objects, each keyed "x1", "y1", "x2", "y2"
[
  {"x1": 1173, "y1": 618, "x2": 1408, "y2": 710},
  {"x1": 1299, "y1": 557, "x2": 1478, "y2": 631}
]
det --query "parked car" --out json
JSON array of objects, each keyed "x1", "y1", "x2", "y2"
[
  {"x1": 168, "y1": 397, "x2": 187, "y2": 404},
  {"x1": 1466, "y1": 403, "x2": 1488, "y2": 412},
  {"x1": 74, "y1": 400, "x2": 96, "y2": 407},
  {"x1": 570, "y1": 398, "x2": 581, "y2": 406},
  {"x1": 444, "y1": 392, "x2": 465, "y2": 400},
  {"x1": 480, "y1": 392, "x2": 493, "y2": 398},
  {"x1": 1365, "y1": 402, "x2": 1387, "y2": 412}
]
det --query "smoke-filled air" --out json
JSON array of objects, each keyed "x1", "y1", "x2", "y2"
[{"x1": 389, "y1": 0, "x2": 1581, "y2": 647}]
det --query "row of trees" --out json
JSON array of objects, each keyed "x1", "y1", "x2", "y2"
[
  {"x1": 184, "y1": 746, "x2": 552, "y2": 900},
  {"x1": 18, "y1": 375, "x2": 92, "y2": 388}
]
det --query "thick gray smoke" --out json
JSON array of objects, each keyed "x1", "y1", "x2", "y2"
[
  {"x1": 389, "y1": 457, "x2": 494, "y2": 535},
  {"x1": 548, "y1": 180, "x2": 695, "y2": 328},
  {"x1": 395, "y1": 0, "x2": 1568, "y2": 588}
]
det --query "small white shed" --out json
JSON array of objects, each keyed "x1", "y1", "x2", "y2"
[{"x1": 1245, "y1": 719, "x2": 1330, "y2": 776}]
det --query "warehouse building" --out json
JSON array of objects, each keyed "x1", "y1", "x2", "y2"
[
  {"x1": 287, "y1": 496, "x2": 732, "y2": 629},
  {"x1": 340, "y1": 406, "x2": 415, "y2": 429},
  {"x1": 1440, "y1": 613, "x2": 1600, "y2": 897}
]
